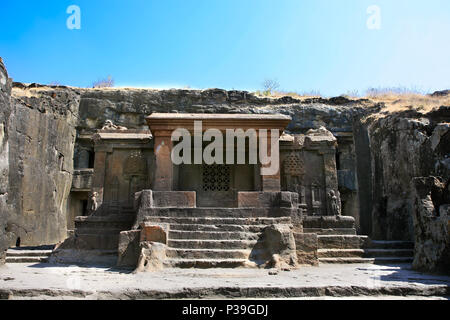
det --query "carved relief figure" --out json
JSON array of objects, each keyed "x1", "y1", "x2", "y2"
[
  {"x1": 102, "y1": 120, "x2": 127, "y2": 131},
  {"x1": 90, "y1": 191, "x2": 99, "y2": 214},
  {"x1": 328, "y1": 189, "x2": 341, "y2": 216}
]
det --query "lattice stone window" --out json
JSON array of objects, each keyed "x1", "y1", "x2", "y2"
[
  {"x1": 202, "y1": 164, "x2": 231, "y2": 191},
  {"x1": 283, "y1": 153, "x2": 304, "y2": 177}
]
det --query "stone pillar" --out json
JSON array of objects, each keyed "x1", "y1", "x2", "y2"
[
  {"x1": 321, "y1": 149, "x2": 340, "y2": 215},
  {"x1": 153, "y1": 132, "x2": 173, "y2": 191},
  {"x1": 92, "y1": 150, "x2": 107, "y2": 208},
  {"x1": 260, "y1": 131, "x2": 281, "y2": 192}
]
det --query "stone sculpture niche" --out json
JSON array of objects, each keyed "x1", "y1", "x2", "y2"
[{"x1": 280, "y1": 127, "x2": 341, "y2": 217}]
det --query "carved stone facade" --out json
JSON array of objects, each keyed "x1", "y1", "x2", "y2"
[
  {"x1": 57, "y1": 114, "x2": 359, "y2": 269},
  {"x1": 280, "y1": 127, "x2": 341, "y2": 220},
  {"x1": 91, "y1": 130, "x2": 154, "y2": 213}
]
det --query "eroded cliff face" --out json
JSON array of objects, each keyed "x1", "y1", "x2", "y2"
[
  {"x1": 411, "y1": 176, "x2": 449, "y2": 274},
  {"x1": 78, "y1": 88, "x2": 367, "y2": 135},
  {"x1": 7, "y1": 84, "x2": 80, "y2": 246},
  {"x1": 356, "y1": 108, "x2": 450, "y2": 241},
  {"x1": 0, "y1": 58, "x2": 12, "y2": 263}
]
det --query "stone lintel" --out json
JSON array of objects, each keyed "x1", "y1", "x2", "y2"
[
  {"x1": 146, "y1": 113, "x2": 292, "y2": 133},
  {"x1": 94, "y1": 132, "x2": 152, "y2": 140}
]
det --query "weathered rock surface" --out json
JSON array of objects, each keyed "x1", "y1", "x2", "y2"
[
  {"x1": 294, "y1": 232, "x2": 319, "y2": 266},
  {"x1": 77, "y1": 88, "x2": 368, "y2": 135},
  {"x1": 6, "y1": 84, "x2": 81, "y2": 246},
  {"x1": 117, "y1": 230, "x2": 140, "y2": 267},
  {"x1": 411, "y1": 176, "x2": 450, "y2": 274},
  {"x1": 261, "y1": 224, "x2": 298, "y2": 269},
  {"x1": 0, "y1": 58, "x2": 12, "y2": 264},
  {"x1": 135, "y1": 241, "x2": 167, "y2": 272},
  {"x1": 355, "y1": 108, "x2": 450, "y2": 241}
]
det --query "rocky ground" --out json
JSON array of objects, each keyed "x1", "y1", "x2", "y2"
[{"x1": 0, "y1": 263, "x2": 448, "y2": 300}]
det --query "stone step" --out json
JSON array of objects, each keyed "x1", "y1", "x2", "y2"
[
  {"x1": 319, "y1": 257, "x2": 414, "y2": 264},
  {"x1": 363, "y1": 249, "x2": 414, "y2": 258},
  {"x1": 74, "y1": 234, "x2": 119, "y2": 250},
  {"x1": 168, "y1": 239, "x2": 259, "y2": 250},
  {"x1": 75, "y1": 215, "x2": 135, "y2": 223},
  {"x1": 318, "y1": 249, "x2": 365, "y2": 258},
  {"x1": 164, "y1": 258, "x2": 255, "y2": 268},
  {"x1": 369, "y1": 241, "x2": 414, "y2": 250},
  {"x1": 169, "y1": 230, "x2": 260, "y2": 241},
  {"x1": 142, "y1": 208, "x2": 293, "y2": 218},
  {"x1": 166, "y1": 248, "x2": 251, "y2": 260},
  {"x1": 169, "y1": 224, "x2": 270, "y2": 232},
  {"x1": 6, "y1": 249, "x2": 52, "y2": 257},
  {"x1": 317, "y1": 235, "x2": 370, "y2": 249},
  {"x1": 48, "y1": 249, "x2": 119, "y2": 266},
  {"x1": 75, "y1": 227, "x2": 128, "y2": 235},
  {"x1": 6, "y1": 256, "x2": 49, "y2": 263},
  {"x1": 144, "y1": 216, "x2": 291, "y2": 225},
  {"x1": 303, "y1": 228, "x2": 356, "y2": 235},
  {"x1": 303, "y1": 216, "x2": 355, "y2": 229},
  {"x1": 318, "y1": 248, "x2": 414, "y2": 259}
]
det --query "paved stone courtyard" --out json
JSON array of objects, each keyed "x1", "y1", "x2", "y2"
[{"x1": 0, "y1": 263, "x2": 448, "y2": 300}]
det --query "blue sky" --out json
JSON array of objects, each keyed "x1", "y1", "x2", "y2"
[{"x1": 1, "y1": 0, "x2": 449, "y2": 96}]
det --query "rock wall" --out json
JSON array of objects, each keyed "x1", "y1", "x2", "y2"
[
  {"x1": 78, "y1": 88, "x2": 365, "y2": 134},
  {"x1": 411, "y1": 176, "x2": 449, "y2": 274},
  {"x1": 7, "y1": 83, "x2": 80, "y2": 246},
  {"x1": 355, "y1": 108, "x2": 450, "y2": 241},
  {"x1": 0, "y1": 58, "x2": 12, "y2": 264}
]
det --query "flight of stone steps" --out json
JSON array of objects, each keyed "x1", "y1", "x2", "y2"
[
  {"x1": 142, "y1": 214, "x2": 292, "y2": 268},
  {"x1": 317, "y1": 235, "x2": 414, "y2": 264},
  {"x1": 74, "y1": 205, "x2": 136, "y2": 252},
  {"x1": 6, "y1": 246, "x2": 54, "y2": 263}
]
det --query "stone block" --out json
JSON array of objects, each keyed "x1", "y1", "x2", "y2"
[
  {"x1": 153, "y1": 191, "x2": 196, "y2": 208},
  {"x1": 237, "y1": 191, "x2": 298, "y2": 208},
  {"x1": 135, "y1": 190, "x2": 196, "y2": 209},
  {"x1": 294, "y1": 232, "x2": 318, "y2": 266},
  {"x1": 262, "y1": 224, "x2": 298, "y2": 269},
  {"x1": 261, "y1": 177, "x2": 281, "y2": 192},
  {"x1": 303, "y1": 215, "x2": 355, "y2": 229},
  {"x1": 238, "y1": 192, "x2": 267, "y2": 208},
  {"x1": 117, "y1": 230, "x2": 141, "y2": 267},
  {"x1": 140, "y1": 222, "x2": 169, "y2": 245},
  {"x1": 279, "y1": 192, "x2": 299, "y2": 208},
  {"x1": 135, "y1": 241, "x2": 167, "y2": 272}
]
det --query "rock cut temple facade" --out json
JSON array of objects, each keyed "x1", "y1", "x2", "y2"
[{"x1": 52, "y1": 112, "x2": 410, "y2": 270}]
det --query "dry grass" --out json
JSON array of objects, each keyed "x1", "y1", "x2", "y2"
[
  {"x1": 364, "y1": 87, "x2": 450, "y2": 114},
  {"x1": 368, "y1": 93, "x2": 449, "y2": 113},
  {"x1": 92, "y1": 76, "x2": 114, "y2": 88},
  {"x1": 253, "y1": 90, "x2": 322, "y2": 100},
  {"x1": 254, "y1": 86, "x2": 450, "y2": 114}
]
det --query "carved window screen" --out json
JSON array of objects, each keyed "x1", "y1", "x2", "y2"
[
  {"x1": 202, "y1": 164, "x2": 231, "y2": 192},
  {"x1": 283, "y1": 153, "x2": 304, "y2": 177}
]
